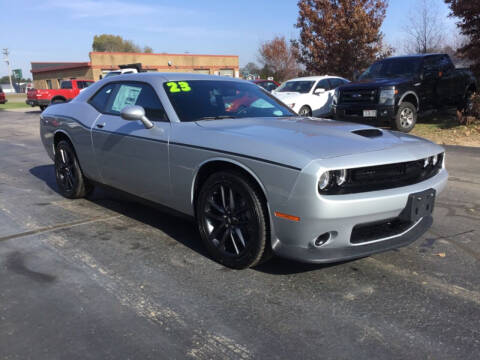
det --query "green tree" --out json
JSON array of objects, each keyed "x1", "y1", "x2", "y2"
[
  {"x1": 143, "y1": 46, "x2": 154, "y2": 53},
  {"x1": 445, "y1": 0, "x2": 480, "y2": 77},
  {"x1": 293, "y1": 0, "x2": 390, "y2": 79},
  {"x1": 92, "y1": 34, "x2": 152, "y2": 53}
]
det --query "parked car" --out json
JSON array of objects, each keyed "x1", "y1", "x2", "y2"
[
  {"x1": 333, "y1": 53, "x2": 477, "y2": 132},
  {"x1": 251, "y1": 79, "x2": 280, "y2": 92},
  {"x1": 103, "y1": 68, "x2": 139, "y2": 78},
  {"x1": 27, "y1": 80, "x2": 94, "y2": 111},
  {"x1": 0, "y1": 86, "x2": 6, "y2": 104},
  {"x1": 272, "y1": 76, "x2": 350, "y2": 117},
  {"x1": 39, "y1": 73, "x2": 447, "y2": 269}
]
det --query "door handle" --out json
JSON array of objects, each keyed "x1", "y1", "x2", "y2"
[{"x1": 96, "y1": 122, "x2": 106, "y2": 129}]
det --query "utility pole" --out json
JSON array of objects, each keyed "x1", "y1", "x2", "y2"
[{"x1": 2, "y1": 48, "x2": 14, "y2": 93}]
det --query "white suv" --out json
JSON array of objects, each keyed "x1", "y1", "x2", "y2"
[{"x1": 272, "y1": 76, "x2": 349, "y2": 117}]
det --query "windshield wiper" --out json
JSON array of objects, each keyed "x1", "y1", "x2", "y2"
[{"x1": 197, "y1": 115, "x2": 238, "y2": 121}]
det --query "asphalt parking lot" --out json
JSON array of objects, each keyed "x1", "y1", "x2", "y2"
[{"x1": 0, "y1": 110, "x2": 479, "y2": 359}]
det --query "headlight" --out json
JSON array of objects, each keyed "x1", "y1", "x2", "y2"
[
  {"x1": 379, "y1": 87, "x2": 396, "y2": 105},
  {"x1": 318, "y1": 171, "x2": 331, "y2": 191},
  {"x1": 335, "y1": 169, "x2": 347, "y2": 186},
  {"x1": 333, "y1": 88, "x2": 339, "y2": 104}
]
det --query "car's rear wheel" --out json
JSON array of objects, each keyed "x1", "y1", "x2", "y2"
[
  {"x1": 39, "y1": 105, "x2": 47, "y2": 111},
  {"x1": 394, "y1": 102, "x2": 417, "y2": 132},
  {"x1": 196, "y1": 171, "x2": 269, "y2": 269},
  {"x1": 54, "y1": 140, "x2": 93, "y2": 199},
  {"x1": 298, "y1": 105, "x2": 312, "y2": 117}
]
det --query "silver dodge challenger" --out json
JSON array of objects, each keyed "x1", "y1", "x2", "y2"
[{"x1": 39, "y1": 73, "x2": 448, "y2": 269}]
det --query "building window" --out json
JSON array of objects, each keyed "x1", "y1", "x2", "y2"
[
  {"x1": 218, "y1": 69, "x2": 234, "y2": 77},
  {"x1": 46, "y1": 80, "x2": 52, "y2": 89}
]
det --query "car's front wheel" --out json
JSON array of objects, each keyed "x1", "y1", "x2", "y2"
[
  {"x1": 196, "y1": 171, "x2": 269, "y2": 269},
  {"x1": 54, "y1": 140, "x2": 93, "y2": 199},
  {"x1": 394, "y1": 102, "x2": 417, "y2": 132},
  {"x1": 298, "y1": 105, "x2": 312, "y2": 117}
]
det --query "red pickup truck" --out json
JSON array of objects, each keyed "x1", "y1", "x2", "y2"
[
  {"x1": 0, "y1": 86, "x2": 6, "y2": 104},
  {"x1": 26, "y1": 79, "x2": 93, "y2": 111}
]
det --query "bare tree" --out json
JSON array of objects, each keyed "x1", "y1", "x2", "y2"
[{"x1": 403, "y1": 0, "x2": 444, "y2": 54}]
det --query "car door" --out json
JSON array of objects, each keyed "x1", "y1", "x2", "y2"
[
  {"x1": 310, "y1": 79, "x2": 333, "y2": 116},
  {"x1": 90, "y1": 81, "x2": 171, "y2": 204}
]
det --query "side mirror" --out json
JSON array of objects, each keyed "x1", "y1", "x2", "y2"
[
  {"x1": 314, "y1": 88, "x2": 325, "y2": 95},
  {"x1": 120, "y1": 105, "x2": 153, "y2": 129}
]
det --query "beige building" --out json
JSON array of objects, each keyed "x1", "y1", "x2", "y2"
[{"x1": 31, "y1": 51, "x2": 239, "y2": 89}]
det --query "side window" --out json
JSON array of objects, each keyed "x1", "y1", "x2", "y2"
[
  {"x1": 423, "y1": 57, "x2": 438, "y2": 73},
  {"x1": 89, "y1": 83, "x2": 117, "y2": 112},
  {"x1": 439, "y1": 55, "x2": 454, "y2": 73},
  {"x1": 328, "y1": 78, "x2": 343, "y2": 89},
  {"x1": 106, "y1": 82, "x2": 167, "y2": 122},
  {"x1": 315, "y1": 79, "x2": 331, "y2": 91},
  {"x1": 265, "y1": 82, "x2": 278, "y2": 91},
  {"x1": 61, "y1": 81, "x2": 72, "y2": 89}
]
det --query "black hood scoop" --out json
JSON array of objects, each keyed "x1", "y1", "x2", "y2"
[{"x1": 352, "y1": 129, "x2": 383, "y2": 138}]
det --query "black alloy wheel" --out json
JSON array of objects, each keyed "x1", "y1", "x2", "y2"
[
  {"x1": 196, "y1": 171, "x2": 269, "y2": 269},
  {"x1": 54, "y1": 140, "x2": 92, "y2": 199}
]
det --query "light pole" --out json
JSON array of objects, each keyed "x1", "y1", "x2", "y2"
[{"x1": 2, "y1": 48, "x2": 14, "y2": 93}]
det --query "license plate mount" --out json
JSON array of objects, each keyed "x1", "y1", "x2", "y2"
[
  {"x1": 399, "y1": 189, "x2": 436, "y2": 223},
  {"x1": 363, "y1": 110, "x2": 377, "y2": 117}
]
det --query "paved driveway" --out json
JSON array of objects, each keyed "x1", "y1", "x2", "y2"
[{"x1": 0, "y1": 110, "x2": 479, "y2": 359}]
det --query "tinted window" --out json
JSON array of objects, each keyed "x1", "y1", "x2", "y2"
[
  {"x1": 89, "y1": 83, "x2": 117, "y2": 112},
  {"x1": 315, "y1": 79, "x2": 331, "y2": 91},
  {"x1": 163, "y1": 80, "x2": 295, "y2": 122},
  {"x1": 276, "y1": 80, "x2": 315, "y2": 93},
  {"x1": 106, "y1": 82, "x2": 167, "y2": 121},
  {"x1": 360, "y1": 58, "x2": 422, "y2": 79},
  {"x1": 328, "y1": 78, "x2": 344, "y2": 89},
  {"x1": 61, "y1": 81, "x2": 72, "y2": 89},
  {"x1": 438, "y1": 55, "x2": 454, "y2": 72},
  {"x1": 260, "y1": 81, "x2": 278, "y2": 91},
  {"x1": 77, "y1": 81, "x2": 92, "y2": 89}
]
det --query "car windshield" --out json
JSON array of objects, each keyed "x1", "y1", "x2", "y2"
[
  {"x1": 163, "y1": 80, "x2": 296, "y2": 122},
  {"x1": 359, "y1": 58, "x2": 422, "y2": 80},
  {"x1": 275, "y1": 80, "x2": 314, "y2": 93}
]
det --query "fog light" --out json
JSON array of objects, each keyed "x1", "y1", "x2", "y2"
[{"x1": 314, "y1": 232, "x2": 331, "y2": 247}]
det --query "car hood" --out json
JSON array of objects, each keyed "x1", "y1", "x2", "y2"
[
  {"x1": 194, "y1": 117, "x2": 433, "y2": 169},
  {"x1": 272, "y1": 92, "x2": 305, "y2": 102},
  {"x1": 341, "y1": 77, "x2": 414, "y2": 89}
]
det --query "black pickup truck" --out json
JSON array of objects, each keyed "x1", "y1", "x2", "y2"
[{"x1": 333, "y1": 54, "x2": 477, "y2": 132}]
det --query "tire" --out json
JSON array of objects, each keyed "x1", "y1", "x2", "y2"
[
  {"x1": 54, "y1": 140, "x2": 93, "y2": 199},
  {"x1": 394, "y1": 102, "x2": 417, "y2": 132},
  {"x1": 196, "y1": 170, "x2": 270, "y2": 269},
  {"x1": 39, "y1": 105, "x2": 47, "y2": 111},
  {"x1": 52, "y1": 98, "x2": 65, "y2": 104},
  {"x1": 458, "y1": 90, "x2": 474, "y2": 114},
  {"x1": 298, "y1": 105, "x2": 312, "y2": 117}
]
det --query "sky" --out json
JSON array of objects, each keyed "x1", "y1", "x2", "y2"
[{"x1": 0, "y1": 0, "x2": 459, "y2": 79}]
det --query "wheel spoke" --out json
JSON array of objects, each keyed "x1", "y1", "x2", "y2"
[
  {"x1": 230, "y1": 231, "x2": 240, "y2": 255},
  {"x1": 208, "y1": 198, "x2": 225, "y2": 214},
  {"x1": 209, "y1": 222, "x2": 225, "y2": 241},
  {"x1": 234, "y1": 227, "x2": 246, "y2": 247},
  {"x1": 218, "y1": 228, "x2": 229, "y2": 251},
  {"x1": 59, "y1": 149, "x2": 67, "y2": 164},
  {"x1": 220, "y1": 185, "x2": 227, "y2": 209},
  {"x1": 233, "y1": 205, "x2": 248, "y2": 216},
  {"x1": 205, "y1": 211, "x2": 225, "y2": 222},
  {"x1": 229, "y1": 188, "x2": 235, "y2": 210}
]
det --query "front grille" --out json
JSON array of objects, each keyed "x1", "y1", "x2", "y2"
[
  {"x1": 350, "y1": 218, "x2": 413, "y2": 244},
  {"x1": 323, "y1": 153, "x2": 444, "y2": 195},
  {"x1": 340, "y1": 88, "x2": 378, "y2": 104}
]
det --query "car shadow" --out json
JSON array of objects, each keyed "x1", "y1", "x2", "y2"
[{"x1": 29, "y1": 164, "x2": 348, "y2": 275}]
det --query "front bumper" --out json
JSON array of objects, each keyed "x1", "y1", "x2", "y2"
[
  {"x1": 333, "y1": 103, "x2": 396, "y2": 124},
  {"x1": 271, "y1": 167, "x2": 448, "y2": 264},
  {"x1": 26, "y1": 99, "x2": 50, "y2": 107}
]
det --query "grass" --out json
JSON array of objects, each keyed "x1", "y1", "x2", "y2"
[
  {"x1": 411, "y1": 109, "x2": 480, "y2": 147},
  {"x1": 0, "y1": 102, "x2": 30, "y2": 110}
]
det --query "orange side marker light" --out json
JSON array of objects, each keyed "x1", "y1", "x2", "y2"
[{"x1": 274, "y1": 212, "x2": 300, "y2": 222}]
